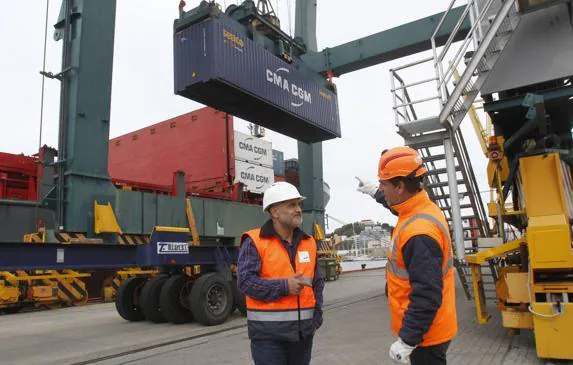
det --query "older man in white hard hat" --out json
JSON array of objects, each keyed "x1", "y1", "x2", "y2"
[{"x1": 237, "y1": 181, "x2": 324, "y2": 365}]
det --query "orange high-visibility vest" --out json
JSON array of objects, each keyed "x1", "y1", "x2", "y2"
[
  {"x1": 242, "y1": 229, "x2": 316, "y2": 322},
  {"x1": 386, "y1": 190, "x2": 458, "y2": 347}
]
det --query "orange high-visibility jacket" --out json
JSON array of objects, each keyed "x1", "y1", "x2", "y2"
[
  {"x1": 242, "y1": 228, "x2": 317, "y2": 340},
  {"x1": 386, "y1": 190, "x2": 458, "y2": 347}
]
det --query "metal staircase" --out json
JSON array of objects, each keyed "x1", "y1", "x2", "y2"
[{"x1": 388, "y1": 0, "x2": 521, "y2": 299}]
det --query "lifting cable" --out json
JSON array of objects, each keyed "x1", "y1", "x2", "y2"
[
  {"x1": 272, "y1": 0, "x2": 278, "y2": 31},
  {"x1": 38, "y1": 0, "x2": 50, "y2": 160},
  {"x1": 35, "y1": 0, "x2": 50, "y2": 228},
  {"x1": 273, "y1": 0, "x2": 279, "y2": 14},
  {"x1": 286, "y1": 0, "x2": 293, "y2": 37}
]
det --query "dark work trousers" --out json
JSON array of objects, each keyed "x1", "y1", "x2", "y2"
[
  {"x1": 250, "y1": 337, "x2": 314, "y2": 365},
  {"x1": 409, "y1": 341, "x2": 451, "y2": 365}
]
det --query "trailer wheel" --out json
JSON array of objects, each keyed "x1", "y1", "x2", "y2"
[
  {"x1": 232, "y1": 277, "x2": 246, "y2": 316},
  {"x1": 115, "y1": 277, "x2": 146, "y2": 321},
  {"x1": 159, "y1": 274, "x2": 194, "y2": 324},
  {"x1": 140, "y1": 275, "x2": 169, "y2": 323},
  {"x1": 2, "y1": 306, "x2": 24, "y2": 314},
  {"x1": 190, "y1": 273, "x2": 233, "y2": 326}
]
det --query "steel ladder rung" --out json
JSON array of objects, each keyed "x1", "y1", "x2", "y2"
[
  {"x1": 432, "y1": 192, "x2": 468, "y2": 200},
  {"x1": 427, "y1": 179, "x2": 466, "y2": 189},
  {"x1": 447, "y1": 215, "x2": 476, "y2": 221},
  {"x1": 441, "y1": 203, "x2": 472, "y2": 211},
  {"x1": 422, "y1": 154, "x2": 455, "y2": 163},
  {"x1": 426, "y1": 167, "x2": 461, "y2": 176}
]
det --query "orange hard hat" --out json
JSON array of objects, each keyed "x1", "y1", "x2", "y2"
[{"x1": 378, "y1": 146, "x2": 426, "y2": 181}]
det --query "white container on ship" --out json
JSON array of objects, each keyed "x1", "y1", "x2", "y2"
[
  {"x1": 233, "y1": 131, "x2": 273, "y2": 168},
  {"x1": 234, "y1": 159, "x2": 275, "y2": 194}
]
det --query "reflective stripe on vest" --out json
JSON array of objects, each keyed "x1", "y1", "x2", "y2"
[
  {"x1": 247, "y1": 309, "x2": 315, "y2": 322},
  {"x1": 387, "y1": 213, "x2": 454, "y2": 280}
]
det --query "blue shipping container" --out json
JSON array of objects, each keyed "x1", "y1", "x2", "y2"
[
  {"x1": 173, "y1": 15, "x2": 341, "y2": 143},
  {"x1": 285, "y1": 158, "x2": 299, "y2": 171},
  {"x1": 272, "y1": 149, "x2": 285, "y2": 177}
]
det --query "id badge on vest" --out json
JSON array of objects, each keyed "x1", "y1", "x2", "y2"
[{"x1": 298, "y1": 251, "x2": 311, "y2": 263}]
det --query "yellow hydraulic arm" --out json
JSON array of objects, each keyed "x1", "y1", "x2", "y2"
[{"x1": 451, "y1": 63, "x2": 491, "y2": 156}]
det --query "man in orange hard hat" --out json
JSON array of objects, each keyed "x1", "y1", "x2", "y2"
[{"x1": 357, "y1": 146, "x2": 457, "y2": 365}]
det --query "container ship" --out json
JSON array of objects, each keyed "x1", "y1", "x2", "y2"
[{"x1": 0, "y1": 106, "x2": 332, "y2": 312}]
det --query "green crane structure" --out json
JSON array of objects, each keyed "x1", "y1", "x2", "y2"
[{"x1": 0, "y1": 0, "x2": 470, "y2": 242}]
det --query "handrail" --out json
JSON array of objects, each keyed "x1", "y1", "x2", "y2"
[
  {"x1": 392, "y1": 0, "x2": 518, "y2": 129},
  {"x1": 430, "y1": 0, "x2": 458, "y2": 42},
  {"x1": 436, "y1": 2, "x2": 474, "y2": 63},
  {"x1": 430, "y1": 0, "x2": 508, "y2": 106},
  {"x1": 454, "y1": 129, "x2": 490, "y2": 237},
  {"x1": 401, "y1": 83, "x2": 419, "y2": 121},
  {"x1": 437, "y1": 0, "x2": 496, "y2": 90},
  {"x1": 390, "y1": 65, "x2": 440, "y2": 126},
  {"x1": 393, "y1": 95, "x2": 441, "y2": 110},
  {"x1": 391, "y1": 77, "x2": 439, "y2": 91},
  {"x1": 391, "y1": 68, "x2": 452, "y2": 213},
  {"x1": 390, "y1": 56, "x2": 434, "y2": 72}
]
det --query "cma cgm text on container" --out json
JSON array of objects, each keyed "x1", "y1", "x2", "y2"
[
  {"x1": 234, "y1": 159, "x2": 274, "y2": 194},
  {"x1": 233, "y1": 130, "x2": 272, "y2": 168},
  {"x1": 232, "y1": 131, "x2": 274, "y2": 194}
]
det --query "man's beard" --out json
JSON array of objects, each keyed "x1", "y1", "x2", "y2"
[{"x1": 278, "y1": 215, "x2": 302, "y2": 229}]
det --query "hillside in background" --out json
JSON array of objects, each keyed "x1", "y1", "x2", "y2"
[{"x1": 329, "y1": 221, "x2": 394, "y2": 237}]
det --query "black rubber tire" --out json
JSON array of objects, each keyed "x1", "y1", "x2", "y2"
[
  {"x1": 115, "y1": 277, "x2": 146, "y2": 321},
  {"x1": 159, "y1": 274, "x2": 194, "y2": 324},
  {"x1": 2, "y1": 306, "x2": 24, "y2": 314},
  {"x1": 232, "y1": 278, "x2": 246, "y2": 316},
  {"x1": 140, "y1": 275, "x2": 169, "y2": 323},
  {"x1": 189, "y1": 273, "x2": 234, "y2": 326}
]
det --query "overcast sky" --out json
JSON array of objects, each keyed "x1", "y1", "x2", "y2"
[{"x1": 0, "y1": 0, "x2": 489, "y2": 232}]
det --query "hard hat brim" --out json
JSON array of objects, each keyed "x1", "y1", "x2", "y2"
[{"x1": 263, "y1": 196, "x2": 306, "y2": 212}]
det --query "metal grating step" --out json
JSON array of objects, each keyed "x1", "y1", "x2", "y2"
[
  {"x1": 405, "y1": 132, "x2": 448, "y2": 149},
  {"x1": 432, "y1": 192, "x2": 468, "y2": 200},
  {"x1": 423, "y1": 154, "x2": 447, "y2": 163},
  {"x1": 397, "y1": 116, "x2": 443, "y2": 136},
  {"x1": 427, "y1": 167, "x2": 461, "y2": 176},
  {"x1": 441, "y1": 203, "x2": 472, "y2": 211},
  {"x1": 447, "y1": 215, "x2": 477, "y2": 221},
  {"x1": 427, "y1": 179, "x2": 466, "y2": 189}
]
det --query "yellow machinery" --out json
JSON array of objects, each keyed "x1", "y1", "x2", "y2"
[
  {"x1": 468, "y1": 148, "x2": 573, "y2": 360},
  {"x1": 102, "y1": 268, "x2": 159, "y2": 302},
  {"x1": 0, "y1": 198, "x2": 201, "y2": 313},
  {"x1": 0, "y1": 267, "x2": 162, "y2": 312},
  {"x1": 0, "y1": 270, "x2": 90, "y2": 312},
  {"x1": 314, "y1": 223, "x2": 342, "y2": 280}
]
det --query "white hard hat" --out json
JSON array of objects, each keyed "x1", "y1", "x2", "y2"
[{"x1": 262, "y1": 182, "x2": 305, "y2": 211}]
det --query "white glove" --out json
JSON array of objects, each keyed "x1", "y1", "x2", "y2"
[
  {"x1": 356, "y1": 178, "x2": 378, "y2": 198},
  {"x1": 389, "y1": 338, "x2": 415, "y2": 364}
]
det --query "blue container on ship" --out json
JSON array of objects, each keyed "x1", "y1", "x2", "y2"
[{"x1": 272, "y1": 149, "x2": 285, "y2": 177}]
